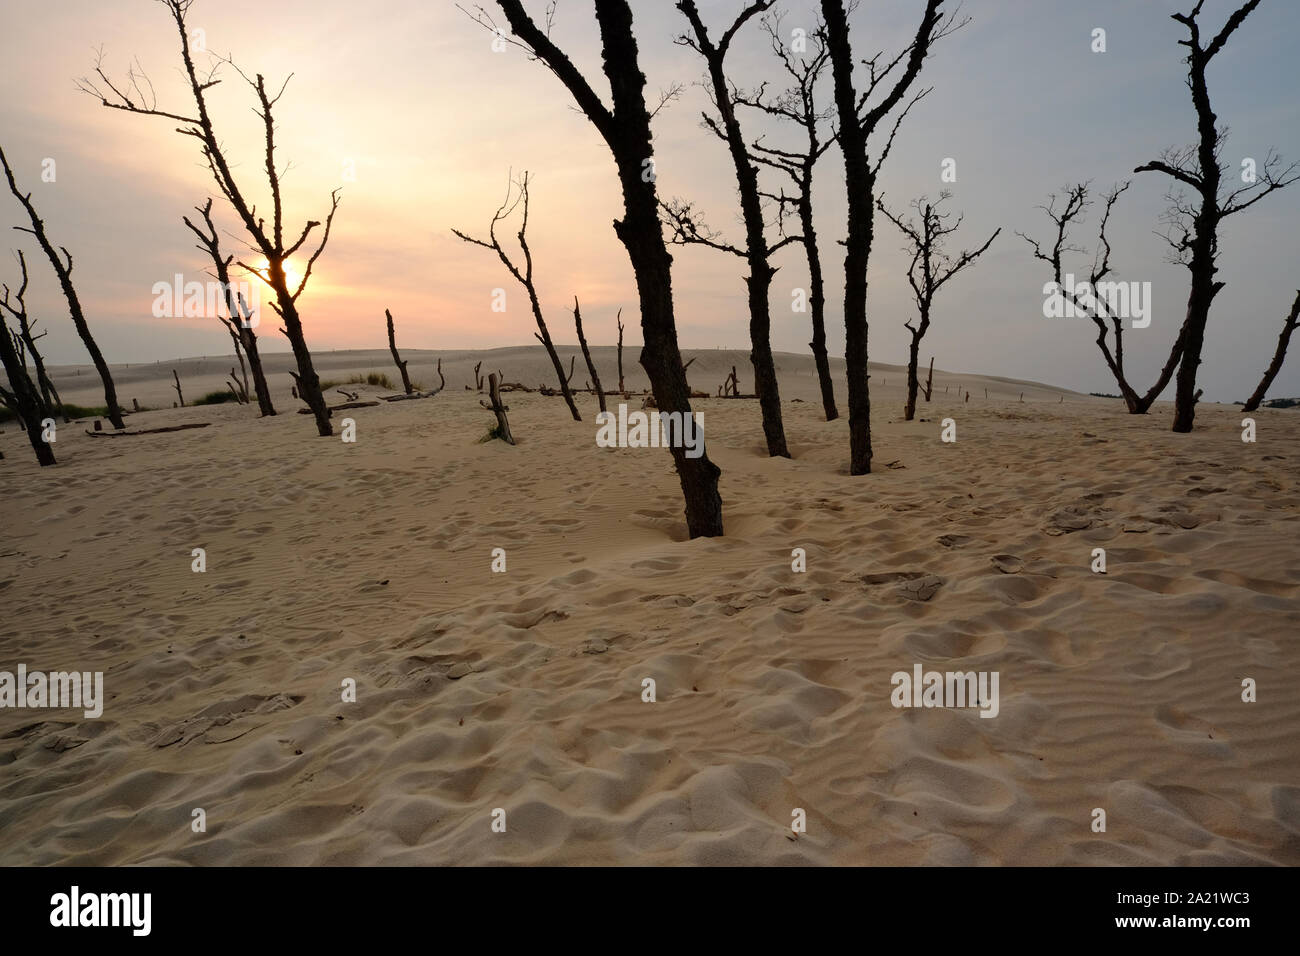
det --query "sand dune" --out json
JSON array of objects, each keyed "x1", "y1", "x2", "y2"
[{"x1": 1, "y1": 349, "x2": 1297, "y2": 865}]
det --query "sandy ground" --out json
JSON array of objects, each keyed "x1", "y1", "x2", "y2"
[{"x1": 1, "y1": 348, "x2": 1298, "y2": 865}]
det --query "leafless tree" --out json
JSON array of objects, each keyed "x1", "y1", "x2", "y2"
[
  {"x1": 733, "y1": 10, "x2": 839, "y2": 421},
  {"x1": 470, "y1": 0, "x2": 724, "y2": 538},
  {"x1": 0, "y1": 144, "x2": 124, "y2": 429},
  {"x1": 0, "y1": 312, "x2": 55, "y2": 465},
  {"x1": 480, "y1": 372, "x2": 516, "y2": 444},
  {"x1": 78, "y1": 0, "x2": 341, "y2": 436},
  {"x1": 572, "y1": 297, "x2": 606, "y2": 412},
  {"x1": 384, "y1": 308, "x2": 414, "y2": 395},
  {"x1": 1242, "y1": 290, "x2": 1300, "y2": 412},
  {"x1": 2, "y1": 250, "x2": 66, "y2": 422},
  {"x1": 181, "y1": 199, "x2": 276, "y2": 416},
  {"x1": 1133, "y1": 0, "x2": 1299, "y2": 432},
  {"x1": 877, "y1": 191, "x2": 998, "y2": 421},
  {"x1": 1017, "y1": 182, "x2": 1181, "y2": 414},
  {"x1": 668, "y1": 0, "x2": 791, "y2": 458},
  {"x1": 820, "y1": 0, "x2": 963, "y2": 474},
  {"x1": 616, "y1": 309, "x2": 626, "y2": 394},
  {"x1": 453, "y1": 171, "x2": 581, "y2": 421}
]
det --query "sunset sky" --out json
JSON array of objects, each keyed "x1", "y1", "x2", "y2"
[{"x1": 2, "y1": 0, "x2": 1298, "y2": 402}]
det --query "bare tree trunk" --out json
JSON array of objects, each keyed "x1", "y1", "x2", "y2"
[
  {"x1": 677, "y1": 0, "x2": 789, "y2": 458},
  {"x1": 801, "y1": 194, "x2": 838, "y2": 421},
  {"x1": 1, "y1": 145, "x2": 124, "y2": 428},
  {"x1": 905, "y1": 333, "x2": 922, "y2": 421},
  {"x1": 923, "y1": 355, "x2": 934, "y2": 402},
  {"x1": 172, "y1": 369, "x2": 185, "y2": 406},
  {"x1": 385, "y1": 308, "x2": 414, "y2": 394},
  {"x1": 1242, "y1": 289, "x2": 1300, "y2": 412},
  {"x1": 573, "y1": 296, "x2": 606, "y2": 413},
  {"x1": 494, "y1": 0, "x2": 724, "y2": 537},
  {"x1": 616, "y1": 311, "x2": 625, "y2": 394},
  {"x1": 480, "y1": 372, "x2": 515, "y2": 444},
  {"x1": 0, "y1": 320, "x2": 55, "y2": 465}
]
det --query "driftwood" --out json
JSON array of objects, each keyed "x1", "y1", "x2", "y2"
[
  {"x1": 336, "y1": 387, "x2": 359, "y2": 401},
  {"x1": 499, "y1": 381, "x2": 535, "y2": 393},
  {"x1": 86, "y1": 422, "x2": 211, "y2": 437},
  {"x1": 479, "y1": 372, "x2": 515, "y2": 444},
  {"x1": 297, "y1": 400, "x2": 379, "y2": 414}
]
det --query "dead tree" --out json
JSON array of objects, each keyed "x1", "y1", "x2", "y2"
[
  {"x1": 79, "y1": 0, "x2": 341, "y2": 436},
  {"x1": 877, "y1": 192, "x2": 999, "y2": 421},
  {"x1": 473, "y1": 361, "x2": 484, "y2": 391},
  {"x1": 172, "y1": 369, "x2": 185, "y2": 406},
  {"x1": 735, "y1": 11, "x2": 839, "y2": 422},
  {"x1": 181, "y1": 199, "x2": 276, "y2": 416},
  {"x1": 572, "y1": 297, "x2": 606, "y2": 412},
  {"x1": 0, "y1": 145, "x2": 124, "y2": 429},
  {"x1": 480, "y1": 372, "x2": 515, "y2": 444},
  {"x1": 923, "y1": 356, "x2": 934, "y2": 401},
  {"x1": 1, "y1": 249, "x2": 66, "y2": 421},
  {"x1": 820, "y1": 0, "x2": 962, "y2": 474},
  {"x1": 668, "y1": 0, "x2": 791, "y2": 458},
  {"x1": 616, "y1": 310, "x2": 626, "y2": 394},
  {"x1": 1133, "y1": 1, "x2": 1298, "y2": 433},
  {"x1": 478, "y1": 0, "x2": 724, "y2": 537},
  {"x1": 384, "y1": 308, "x2": 414, "y2": 394},
  {"x1": 1242, "y1": 290, "x2": 1300, "y2": 412},
  {"x1": 0, "y1": 313, "x2": 55, "y2": 465},
  {"x1": 1017, "y1": 183, "x2": 1178, "y2": 414},
  {"x1": 453, "y1": 171, "x2": 581, "y2": 421}
]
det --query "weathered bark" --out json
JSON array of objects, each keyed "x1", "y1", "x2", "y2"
[
  {"x1": 385, "y1": 308, "x2": 414, "y2": 394},
  {"x1": 0, "y1": 315, "x2": 55, "y2": 464},
  {"x1": 1242, "y1": 289, "x2": 1300, "y2": 412},
  {"x1": 676, "y1": 1, "x2": 789, "y2": 458},
  {"x1": 572, "y1": 297, "x2": 606, "y2": 413},
  {"x1": 0, "y1": 144, "x2": 123, "y2": 428},
  {"x1": 801, "y1": 191, "x2": 838, "y2": 422},
  {"x1": 86, "y1": 422, "x2": 210, "y2": 437},
  {"x1": 493, "y1": 0, "x2": 723, "y2": 537},
  {"x1": 480, "y1": 372, "x2": 515, "y2": 444}
]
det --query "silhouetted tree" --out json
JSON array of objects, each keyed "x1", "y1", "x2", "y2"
[
  {"x1": 384, "y1": 308, "x2": 414, "y2": 395},
  {"x1": 476, "y1": 0, "x2": 724, "y2": 537},
  {"x1": 572, "y1": 297, "x2": 606, "y2": 413},
  {"x1": 1018, "y1": 182, "x2": 1182, "y2": 414},
  {"x1": 1242, "y1": 290, "x2": 1300, "y2": 412},
  {"x1": 0, "y1": 311, "x2": 54, "y2": 465},
  {"x1": 877, "y1": 191, "x2": 998, "y2": 421},
  {"x1": 0, "y1": 145, "x2": 124, "y2": 429},
  {"x1": 182, "y1": 199, "x2": 276, "y2": 416},
  {"x1": 820, "y1": 0, "x2": 961, "y2": 474},
  {"x1": 736, "y1": 11, "x2": 838, "y2": 421},
  {"x1": 452, "y1": 171, "x2": 581, "y2": 421},
  {"x1": 1134, "y1": 0, "x2": 1298, "y2": 432},
  {"x1": 1, "y1": 249, "x2": 66, "y2": 422},
  {"x1": 78, "y1": 0, "x2": 340, "y2": 436},
  {"x1": 668, "y1": 0, "x2": 790, "y2": 458}
]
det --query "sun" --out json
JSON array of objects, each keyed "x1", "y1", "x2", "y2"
[{"x1": 252, "y1": 257, "x2": 303, "y2": 290}]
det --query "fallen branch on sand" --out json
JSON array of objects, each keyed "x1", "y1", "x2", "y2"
[
  {"x1": 297, "y1": 400, "x2": 380, "y2": 414},
  {"x1": 86, "y1": 422, "x2": 211, "y2": 437}
]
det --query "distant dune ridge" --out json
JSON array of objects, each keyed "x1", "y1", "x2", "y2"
[
  {"x1": 3, "y1": 349, "x2": 1299, "y2": 865},
  {"x1": 43, "y1": 346, "x2": 1091, "y2": 412}
]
